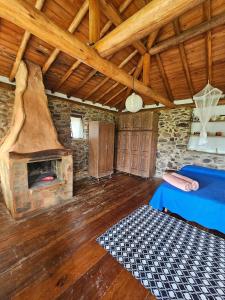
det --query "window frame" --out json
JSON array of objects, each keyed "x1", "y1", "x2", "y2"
[{"x1": 70, "y1": 112, "x2": 85, "y2": 140}]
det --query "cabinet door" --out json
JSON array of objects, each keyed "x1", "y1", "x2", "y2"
[
  {"x1": 139, "y1": 131, "x2": 155, "y2": 177},
  {"x1": 141, "y1": 112, "x2": 153, "y2": 130},
  {"x1": 105, "y1": 124, "x2": 115, "y2": 172},
  {"x1": 99, "y1": 123, "x2": 114, "y2": 175},
  {"x1": 132, "y1": 114, "x2": 142, "y2": 130},
  {"x1": 130, "y1": 132, "x2": 141, "y2": 175},
  {"x1": 118, "y1": 114, "x2": 132, "y2": 130},
  {"x1": 116, "y1": 131, "x2": 131, "y2": 173}
]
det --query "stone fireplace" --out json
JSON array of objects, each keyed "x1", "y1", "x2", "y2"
[{"x1": 0, "y1": 61, "x2": 73, "y2": 219}]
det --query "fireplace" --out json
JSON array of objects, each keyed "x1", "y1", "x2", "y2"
[
  {"x1": 0, "y1": 61, "x2": 73, "y2": 219},
  {"x1": 27, "y1": 159, "x2": 62, "y2": 188}
]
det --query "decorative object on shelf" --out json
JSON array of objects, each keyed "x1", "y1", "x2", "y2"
[
  {"x1": 125, "y1": 76, "x2": 143, "y2": 113},
  {"x1": 193, "y1": 82, "x2": 223, "y2": 145}
]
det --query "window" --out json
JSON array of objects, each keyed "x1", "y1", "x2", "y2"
[{"x1": 70, "y1": 116, "x2": 84, "y2": 139}]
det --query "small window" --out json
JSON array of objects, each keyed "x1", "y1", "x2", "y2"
[{"x1": 70, "y1": 116, "x2": 84, "y2": 139}]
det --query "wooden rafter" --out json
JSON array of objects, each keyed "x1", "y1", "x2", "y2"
[
  {"x1": 54, "y1": 60, "x2": 81, "y2": 91},
  {"x1": 68, "y1": 69, "x2": 98, "y2": 97},
  {"x1": 143, "y1": 53, "x2": 150, "y2": 86},
  {"x1": 150, "y1": 12, "x2": 225, "y2": 55},
  {"x1": 0, "y1": 0, "x2": 174, "y2": 107},
  {"x1": 105, "y1": 86, "x2": 127, "y2": 105},
  {"x1": 95, "y1": 0, "x2": 205, "y2": 57},
  {"x1": 173, "y1": 19, "x2": 194, "y2": 96},
  {"x1": 99, "y1": 0, "x2": 146, "y2": 55},
  {"x1": 42, "y1": 0, "x2": 88, "y2": 75},
  {"x1": 204, "y1": 0, "x2": 212, "y2": 83},
  {"x1": 156, "y1": 53, "x2": 173, "y2": 102},
  {"x1": 100, "y1": 0, "x2": 133, "y2": 38},
  {"x1": 101, "y1": 66, "x2": 136, "y2": 105},
  {"x1": 84, "y1": 49, "x2": 138, "y2": 100},
  {"x1": 89, "y1": 0, "x2": 100, "y2": 44},
  {"x1": 70, "y1": 49, "x2": 138, "y2": 100},
  {"x1": 9, "y1": 0, "x2": 45, "y2": 81}
]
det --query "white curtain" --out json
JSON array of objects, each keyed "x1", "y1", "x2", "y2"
[{"x1": 193, "y1": 83, "x2": 223, "y2": 145}]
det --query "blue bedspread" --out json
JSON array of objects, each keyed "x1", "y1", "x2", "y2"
[{"x1": 150, "y1": 165, "x2": 225, "y2": 233}]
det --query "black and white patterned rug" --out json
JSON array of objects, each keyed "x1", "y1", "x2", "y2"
[{"x1": 97, "y1": 205, "x2": 225, "y2": 300}]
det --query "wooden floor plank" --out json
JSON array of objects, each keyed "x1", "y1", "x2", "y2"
[{"x1": 0, "y1": 174, "x2": 161, "y2": 299}]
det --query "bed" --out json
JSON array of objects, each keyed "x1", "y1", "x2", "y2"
[{"x1": 150, "y1": 165, "x2": 225, "y2": 234}]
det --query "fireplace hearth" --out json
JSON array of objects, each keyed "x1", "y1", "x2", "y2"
[
  {"x1": 27, "y1": 159, "x2": 62, "y2": 188},
  {"x1": 0, "y1": 61, "x2": 73, "y2": 219}
]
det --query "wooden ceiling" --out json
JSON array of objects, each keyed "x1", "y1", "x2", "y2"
[{"x1": 0, "y1": 0, "x2": 225, "y2": 110}]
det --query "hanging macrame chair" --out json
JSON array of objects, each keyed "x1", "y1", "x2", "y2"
[{"x1": 193, "y1": 82, "x2": 223, "y2": 145}]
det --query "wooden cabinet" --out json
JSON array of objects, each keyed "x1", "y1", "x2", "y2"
[
  {"x1": 116, "y1": 112, "x2": 158, "y2": 178},
  {"x1": 88, "y1": 121, "x2": 115, "y2": 179},
  {"x1": 118, "y1": 111, "x2": 156, "y2": 131}
]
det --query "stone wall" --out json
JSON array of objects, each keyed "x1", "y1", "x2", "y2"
[
  {"x1": 155, "y1": 107, "x2": 225, "y2": 177},
  {"x1": 0, "y1": 87, "x2": 116, "y2": 181}
]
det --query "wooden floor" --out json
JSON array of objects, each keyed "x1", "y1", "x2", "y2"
[{"x1": 0, "y1": 173, "x2": 161, "y2": 300}]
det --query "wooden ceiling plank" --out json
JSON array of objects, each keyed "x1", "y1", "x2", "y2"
[
  {"x1": 95, "y1": 0, "x2": 205, "y2": 57},
  {"x1": 99, "y1": 0, "x2": 146, "y2": 55},
  {"x1": 100, "y1": 0, "x2": 133, "y2": 38},
  {"x1": 150, "y1": 11, "x2": 225, "y2": 55},
  {"x1": 54, "y1": 60, "x2": 81, "y2": 91},
  {"x1": 42, "y1": 0, "x2": 88, "y2": 75},
  {"x1": 89, "y1": 0, "x2": 101, "y2": 44},
  {"x1": 173, "y1": 19, "x2": 194, "y2": 96},
  {"x1": 100, "y1": 66, "x2": 136, "y2": 104},
  {"x1": 84, "y1": 49, "x2": 138, "y2": 100},
  {"x1": 156, "y1": 53, "x2": 174, "y2": 101},
  {"x1": 104, "y1": 86, "x2": 127, "y2": 105},
  {"x1": 9, "y1": 0, "x2": 45, "y2": 81},
  {"x1": 68, "y1": 68, "x2": 97, "y2": 96},
  {"x1": 0, "y1": 0, "x2": 174, "y2": 108},
  {"x1": 204, "y1": 0, "x2": 212, "y2": 83}
]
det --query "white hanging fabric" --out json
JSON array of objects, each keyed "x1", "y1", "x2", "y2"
[{"x1": 193, "y1": 83, "x2": 223, "y2": 145}]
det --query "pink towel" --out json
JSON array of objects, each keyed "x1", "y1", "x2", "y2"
[
  {"x1": 163, "y1": 173, "x2": 192, "y2": 192},
  {"x1": 171, "y1": 172, "x2": 199, "y2": 191}
]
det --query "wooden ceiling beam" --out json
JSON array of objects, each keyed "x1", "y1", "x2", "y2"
[
  {"x1": 0, "y1": 0, "x2": 174, "y2": 107},
  {"x1": 94, "y1": 0, "x2": 205, "y2": 57},
  {"x1": 89, "y1": 0, "x2": 100, "y2": 44},
  {"x1": 156, "y1": 53, "x2": 174, "y2": 102},
  {"x1": 100, "y1": 0, "x2": 133, "y2": 38},
  {"x1": 150, "y1": 11, "x2": 225, "y2": 55},
  {"x1": 204, "y1": 0, "x2": 212, "y2": 83},
  {"x1": 9, "y1": 0, "x2": 45, "y2": 81},
  {"x1": 42, "y1": 0, "x2": 88, "y2": 75},
  {"x1": 84, "y1": 49, "x2": 138, "y2": 100},
  {"x1": 99, "y1": 0, "x2": 146, "y2": 55},
  {"x1": 101, "y1": 66, "x2": 136, "y2": 104},
  {"x1": 173, "y1": 19, "x2": 194, "y2": 96}
]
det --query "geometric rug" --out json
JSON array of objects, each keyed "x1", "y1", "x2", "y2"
[{"x1": 97, "y1": 205, "x2": 225, "y2": 300}]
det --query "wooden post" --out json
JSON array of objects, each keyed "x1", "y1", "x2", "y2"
[{"x1": 89, "y1": 0, "x2": 101, "y2": 43}]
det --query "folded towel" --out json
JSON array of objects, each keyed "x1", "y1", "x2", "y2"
[
  {"x1": 171, "y1": 172, "x2": 199, "y2": 191},
  {"x1": 163, "y1": 173, "x2": 192, "y2": 192}
]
